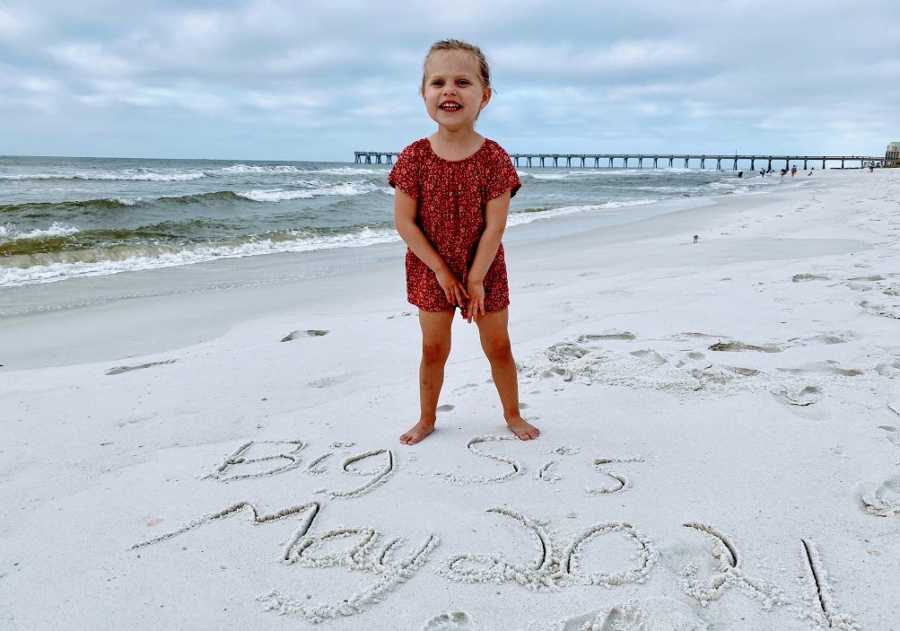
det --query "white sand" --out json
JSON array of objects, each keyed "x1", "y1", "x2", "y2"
[{"x1": 1, "y1": 170, "x2": 899, "y2": 630}]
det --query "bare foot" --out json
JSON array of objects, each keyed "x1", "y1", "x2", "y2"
[
  {"x1": 506, "y1": 415, "x2": 540, "y2": 440},
  {"x1": 400, "y1": 420, "x2": 436, "y2": 445}
]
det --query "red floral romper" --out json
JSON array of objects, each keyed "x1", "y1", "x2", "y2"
[{"x1": 388, "y1": 137, "x2": 521, "y2": 312}]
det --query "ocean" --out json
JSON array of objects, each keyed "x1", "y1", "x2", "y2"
[{"x1": 0, "y1": 154, "x2": 776, "y2": 289}]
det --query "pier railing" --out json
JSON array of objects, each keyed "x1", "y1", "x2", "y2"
[{"x1": 354, "y1": 151, "x2": 887, "y2": 170}]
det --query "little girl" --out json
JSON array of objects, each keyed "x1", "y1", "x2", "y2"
[{"x1": 388, "y1": 39, "x2": 540, "y2": 445}]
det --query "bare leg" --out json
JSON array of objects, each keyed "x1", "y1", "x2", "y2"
[
  {"x1": 400, "y1": 309, "x2": 454, "y2": 445},
  {"x1": 475, "y1": 309, "x2": 540, "y2": 440}
]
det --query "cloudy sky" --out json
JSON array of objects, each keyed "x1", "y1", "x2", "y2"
[{"x1": 1, "y1": 1, "x2": 898, "y2": 161}]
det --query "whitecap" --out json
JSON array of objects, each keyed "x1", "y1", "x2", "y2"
[
  {"x1": 236, "y1": 181, "x2": 384, "y2": 202},
  {"x1": 214, "y1": 164, "x2": 306, "y2": 175},
  {"x1": 307, "y1": 167, "x2": 385, "y2": 175},
  {"x1": 0, "y1": 222, "x2": 80, "y2": 242},
  {"x1": 0, "y1": 226, "x2": 401, "y2": 287}
]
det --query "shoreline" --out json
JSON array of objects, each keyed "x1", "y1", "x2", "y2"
[{"x1": 2, "y1": 181, "x2": 817, "y2": 371}]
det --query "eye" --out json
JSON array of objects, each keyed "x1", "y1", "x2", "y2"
[{"x1": 458, "y1": 80, "x2": 470, "y2": 85}]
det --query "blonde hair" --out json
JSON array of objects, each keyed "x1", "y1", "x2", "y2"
[{"x1": 420, "y1": 39, "x2": 492, "y2": 95}]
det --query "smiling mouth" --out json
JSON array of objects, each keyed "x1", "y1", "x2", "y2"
[{"x1": 440, "y1": 103, "x2": 462, "y2": 112}]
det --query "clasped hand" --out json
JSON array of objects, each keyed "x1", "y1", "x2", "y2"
[{"x1": 435, "y1": 268, "x2": 486, "y2": 323}]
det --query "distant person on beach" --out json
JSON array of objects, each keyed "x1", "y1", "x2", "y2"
[
  {"x1": 388, "y1": 39, "x2": 540, "y2": 445},
  {"x1": 791, "y1": 165, "x2": 797, "y2": 176}
]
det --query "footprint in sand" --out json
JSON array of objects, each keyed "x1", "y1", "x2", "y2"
[
  {"x1": 846, "y1": 281, "x2": 877, "y2": 292},
  {"x1": 421, "y1": 611, "x2": 475, "y2": 630},
  {"x1": 720, "y1": 365, "x2": 760, "y2": 377},
  {"x1": 557, "y1": 598, "x2": 708, "y2": 631},
  {"x1": 523, "y1": 282, "x2": 555, "y2": 289},
  {"x1": 847, "y1": 274, "x2": 885, "y2": 282},
  {"x1": 859, "y1": 300, "x2": 900, "y2": 320},
  {"x1": 437, "y1": 404, "x2": 455, "y2": 413},
  {"x1": 789, "y1": 331, "x2": 855, "y2": 346},
  {"x1": 778, "y1": 361, "x2": 863, "y2": 377},
  {"x1": 874, "y1": 359, "x2": 900, "y2": 377},
  {"x1": 281, "y1": 329, "x2": 329, "y2": 342},
  {"x1": 553, "y1": 341, "x2": 592, "y2": 358},
  {"x1": 105, "y1": 359, "x2": 177, "y2": 375},
  {"x1": 677, "y1": 332, "x2": 727, "y2": 339},
  {"x1": 861, "y1": 476, "x2": 900, "y2": 517},
  {"x1": 771, "y1": 385, "x2": 823, "y2": 408},
  {"x1": 307, "y1": 373, "x2": 355, "y2": 388},
  {"x1": 792, "y1": 273, "x2": 830, "y2": 283},
  {"x1": 577, "y1": 330, "x2": 636, "y2": 342},
  {"x1": 708, "y1": 341, "x2": 782, "y2": 353},
  {"x1": 629, "y1": 349, "x2": 667, "y2": 366}
]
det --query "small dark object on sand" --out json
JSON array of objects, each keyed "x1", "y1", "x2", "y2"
[
  {"x1": 693, "y1": 235, "x2": 699, "y2": 244},
  {"x1": 281, "y1": 329, "x2": 330, "y2": 342}
]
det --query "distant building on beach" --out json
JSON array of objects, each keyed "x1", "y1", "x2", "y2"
[{"x1": 887, "y1": 142, "x2": 900, "y2": 167}]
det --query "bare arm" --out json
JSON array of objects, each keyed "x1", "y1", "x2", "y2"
[
  {"x1": 468, "y1": 190, "x2": 510, "y2": 283},
  {"x1": 393, "y1": 187, "x2": 468, "y2": 307},
  {"x1": 464, "y1": 190, "x2": 510, "y2": 321}
]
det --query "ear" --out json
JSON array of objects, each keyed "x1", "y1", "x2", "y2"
[{"x1": 480, "y1": 86, "x2": 492, "y2": 109}]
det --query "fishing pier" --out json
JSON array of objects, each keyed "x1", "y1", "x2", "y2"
[{"x1": 354, "y1": 151, "x2": 887, "y2": 170}]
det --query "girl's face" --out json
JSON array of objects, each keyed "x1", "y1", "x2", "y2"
[{"x1": 421, "y1": 50, "x2": 491, "y2": 132}]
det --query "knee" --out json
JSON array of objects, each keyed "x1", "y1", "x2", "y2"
[
  {"x1": 482, "y1": 337, "x2": 512, "y2": 364},
  {"x1": 422, "y1": 341, "x2": 451, "y2": 365}
]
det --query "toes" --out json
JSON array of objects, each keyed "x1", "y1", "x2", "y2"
[{"x1": 513, "y1": 426, "x2": 540, "y2": 440}]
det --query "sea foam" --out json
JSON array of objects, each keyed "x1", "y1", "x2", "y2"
[{"x1": 0, "y1": 226, "x2": 400, "y2": 287}]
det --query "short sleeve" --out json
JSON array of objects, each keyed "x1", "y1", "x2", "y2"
[
  {"x1": 388, "y1": 145, "x2": 420, "y2": 200},
  {"x1": 487, "y1": 147, "x2": 521, "y2": 200}
]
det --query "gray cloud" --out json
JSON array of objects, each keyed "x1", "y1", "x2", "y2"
[{"x1": 1, "y1": 0, "x2": 898, "y2": 160}]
